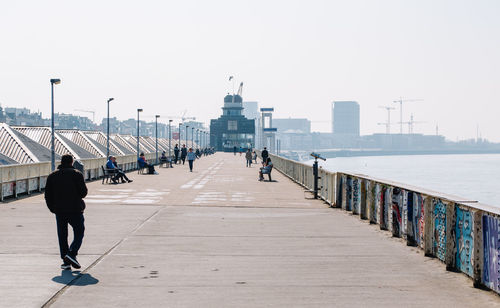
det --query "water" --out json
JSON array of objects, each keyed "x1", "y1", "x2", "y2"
[{"x1": 306, "y1": 154, "x2": 500, "y2": 207}]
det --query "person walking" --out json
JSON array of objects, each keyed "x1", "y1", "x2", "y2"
[
  {"x1": 261, "y1": 147, "x2": 269, "y2": 164},
  {"x1": 252, "y1": 151, "x2": 258, "y2": 164},
  {"x1": 187, "y1": 148, "x2": 197, "y2": 172},
  {"x1": 174, "y1": 144, "x2": 180, "y2": 164},
  {"x1": 233, "y1": 146, "x2": 237, "y2": 156},
  {"x1": 180, "y1": 144, "x2": 187, "y2": 165},
  {"x1": 45, "y1": 154, "x2": 88, "y2": 270},
  {"x1": 245, "y1": 149, "x2": 253, "y2": 167}
]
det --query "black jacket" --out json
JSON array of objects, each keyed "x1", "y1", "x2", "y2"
[
  {"x1": 261, "y1": 150, "x2": 269, "y2": 160},
  {"x1": 45, "y1": 165, "x2": 88, "y2": 215},
  {"x1": 181, "y1": 147, "x2": 187, "y2": 157}
]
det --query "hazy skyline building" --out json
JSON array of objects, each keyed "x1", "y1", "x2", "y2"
[
  {"x1": 332, "y1": 101, "x2": 360, "y2": 136},
  {"x1": 274, "y1": 118, "x2": 311, "y2": 134}
]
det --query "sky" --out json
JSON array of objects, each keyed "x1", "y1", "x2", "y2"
[{"x1": 0, "y1": 0, "x2": 499, "y2": 141}]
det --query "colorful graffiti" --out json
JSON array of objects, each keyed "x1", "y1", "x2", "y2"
[
  {"x1": 409, "y1": 193, "x2": 425, "y2": 248},
  {"x1": 380, "y1": 186, "x2": 389, "y2": 230},
  {"x1": 483, "y1": 214, "x2": 500, "y2": 293},
  {"x1": 346, "y1": 176, "x2": 352, "y2": 211},
  {"x1": 352, "y1": 178, "x2": 360, "y2": 213},
  {"x1": 455, "y1": 206, "x2": 473, "y2": 277},
  {"x1": 433, "y1": 199, "x2": 447, "y2": 261},
  {"x1": 391, "y1": 187, "x2": 403, "y2": 237}
]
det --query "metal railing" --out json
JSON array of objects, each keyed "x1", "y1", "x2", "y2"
[{"x1": 263, "y1": 151, "x2": 500, "y2": 295}]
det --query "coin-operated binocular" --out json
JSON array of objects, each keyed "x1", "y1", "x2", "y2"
[{"x1": 310, "y1": 152, "x2": 326, "y2": 199}]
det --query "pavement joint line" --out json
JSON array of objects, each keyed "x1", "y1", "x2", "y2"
[{"x1": 41, "y1": 206, "x2": 166, "y2": 307}]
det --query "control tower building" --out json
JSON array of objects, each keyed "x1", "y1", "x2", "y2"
[{"x1": 210, "y1": 94, "x2": 255, "y2": 152}]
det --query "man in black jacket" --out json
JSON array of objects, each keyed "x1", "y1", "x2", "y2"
[
  {"x1": 45, "y1": 154, "x2": 88, "y2": 270},
  {"x1": 180, "y1": 144, "x2": 187, "y2": 165},
  {"x1": 261, "y1": 147, "x2": 269, "y2": 164},
  {"x1": 173, "y1": 144, "x2": 180, "y2": 164}
]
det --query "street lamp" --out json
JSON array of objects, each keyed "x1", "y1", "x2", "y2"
[
  {"x1": 178, "y1": 123, "x2": 182, "y2": 145},
  {"x1": 155, "y1": 115, "x2": 160, "y2": 164},
  {"x1": 50, "y1": 78, "x2": 61, "y2": 171},
  {"x1": 191, "y1": 127, "x2": 195, "y2": 149},
  {"x1": 185, "y1": 125, "x2": 189, "y2": 148},
  {"x1": 137, "y1": 109, "x2": 143, "y2": 160},
  {"x1": 106, "y1": 98, "x2": 114, "y2": 158},
  {"x1": 196, "y1": 129, "x2": 199, "y2": 149},
  {"x1": 168, "y1": 120, "x2": 173, "y2": 158}
]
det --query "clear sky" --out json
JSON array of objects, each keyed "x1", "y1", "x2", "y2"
[{"x1": 1, "y1": 0, "x2": 499, "y2": 141}]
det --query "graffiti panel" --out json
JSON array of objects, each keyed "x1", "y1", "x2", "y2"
[
  {"x1": 16, "y1": 180, "x2": 27, "y2": 194},
  {"x1": 483, "y1": 214, "x2": 500, "y2": 293},
  {"x1": 407, "y1": 192, "x2": 415, "y2": 244},
  {"x1": 346, "y1": 176, "x2": 352, "y2": 211},
  {"x1": 433, "y1": 199, "x2": 447, "y2": 262},
  {"x1": 402, "y1": 190, "x2": 408, "y2": 240},
  {"x1": 336, "y1": 176, "x2": 343, "y2": 207},
  {"x1": 455, "y1": 206, "x2": 473, "y2": 277},
  {"x1": 411, "y1": 193, "x2": 425, "y2": 248},
  {"x1": 2, "y1": 182, "x2": 15, "y2": 198},
  {"x1": 380, "y1": 186, "x2": 389, "y2": 230},
  {"x1": 391, "y1": 187, "x2": 403, "y2": 237},
  {"x1": 353, "y1": 178, "x2": 360, "y2": 214}
]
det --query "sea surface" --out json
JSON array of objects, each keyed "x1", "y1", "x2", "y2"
[{"x1": 306, "y1": 154, "x2": 500, "y2": 207}]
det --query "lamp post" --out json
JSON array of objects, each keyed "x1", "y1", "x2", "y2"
[
  {"x1": 106, "y1": 98, "x2": 114, "y2": 158},
  {"x1": 192, "y1": 127, "x2": 195, "y2": 149},
  {"x1": 178, "y1": 123, "x2": 182, "y2": 145},
  {"x1": 137, "y1": 109, "x2": 143, "y2": 160},
  {"x1": 168, "y1": 120, "x2": 173, "y2": 158},
  {"x1": 50, "y1": 78, "x2": 61, "y2": 171},
  {"x1": 155, "y1": 115, "x2": 160, "y2": 164},
  {"x1": 185, "y1": 125, "x2": 189, "y2": 148}
]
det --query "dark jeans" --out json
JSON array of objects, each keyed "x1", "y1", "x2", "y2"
[
  {"x1": 114, "y1": 170, "x2": 130, "y2": 182},
  {"x1": 188, "y1": 160, "x2": 194, "y2": 171},
  {"x1": 56, "y1": 212, "x2": 85, "y2": 260},
  {"x1": 174, "y1": 153, "x2": 179, "y2": 164},
  {"x1": 181, "y1": 156, "x2": 186, "y2": 165},
  {"x1": 246, "y1": 159, "x2": 252, "y2": 167}
]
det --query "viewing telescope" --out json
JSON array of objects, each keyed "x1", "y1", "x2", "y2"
[{"x1": 310, "y1": 152, "x2": 326, "y2": 161}]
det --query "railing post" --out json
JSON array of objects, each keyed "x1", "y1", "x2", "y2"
[
  {"x1": 360, "y1": 179, "x2": 368, "y2": 220},
  {"x1": 424, "y1": 196, "x2": 434, "y2": 257},
  {"x1": 473, "y1": 210, "x2": 484, "y2": 288},
  {"x1": 445, "y1": 202, "x2": 457, "y2": 271}
]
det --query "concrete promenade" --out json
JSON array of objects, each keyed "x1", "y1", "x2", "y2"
[{"x1": 0, "y1": 153, "x2": 499, "y2": 307}]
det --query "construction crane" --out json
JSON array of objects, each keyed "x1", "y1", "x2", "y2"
[
  {"x1": 74, "y1": 109, "x2": 96, "y2": 123},
  {"x1": 393, "y1": 97, "x2": 424, "y2": 134},
  {"x1": 378, "y1": 106, "x2": 395, "y2": 134},
  {"x1": 237, "y1": 82, "x2": 244, "y2": 96},
  {"x1": 398, "y1": 114, "x2": 426, "y2": 134},
  {"x1": 179, "y1": 110, "x2": 196, "y2": 122}
]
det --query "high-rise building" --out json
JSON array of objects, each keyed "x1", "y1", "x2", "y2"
[
  {"x1": 243, "y1": 101, "x2": 260, "y2": 148},
  {"x1": 332, "y1": 101, "x2": 360, "y2": 136}
]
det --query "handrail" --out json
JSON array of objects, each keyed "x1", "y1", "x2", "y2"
[{"x1": 261, "y1": 151, "x2": 500, "y2": 295}]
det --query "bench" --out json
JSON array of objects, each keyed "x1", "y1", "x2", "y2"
[
  {"x1": 261, "y1": 165, "x2": 273, "y2": 181},
  {"x1": 101, "y1": 166, "x2": 117, "y2": 184},
  {"x1": 159, "y1": 156, "x2": 174, "y2": 168}
]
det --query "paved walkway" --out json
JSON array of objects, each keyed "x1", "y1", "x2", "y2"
[{"x1": 0, "y1": 153, "x2": 499, "y2": 307}]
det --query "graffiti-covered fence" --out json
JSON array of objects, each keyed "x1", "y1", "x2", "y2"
[{"x1": 266, "y1": 152, "x2": 500, "y2": 294}]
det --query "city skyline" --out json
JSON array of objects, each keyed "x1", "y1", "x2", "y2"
[{"x1": 1, "y1": 1, "x2": 499, "y2": 141}]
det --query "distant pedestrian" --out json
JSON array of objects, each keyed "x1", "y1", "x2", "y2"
[
  {"x1": 233, "y1": 146, "x2": 237, "y2": 156},
  {"x1": 45, "y1": 154, "x2": 88, "y2": 270},
  {"x1": 245, "y1": 149, "x2": 253, "y2": 167},
  {"x1": 181, "y1": 144, "x2": 187, "y2": 164},
  {"x1": 174, "y1": 144, "x2": 180, "y2": 164},
  {"x1": 252, "y1": 151, "x2": 257, "y2": 164},
  {"x1": 187, "y1": 148, "x2": 197, "y2": 172},
  {"x1": 261, "y1": 147, "x2": 269, "y2": 164},
  {"x1": 239, "y1": 147, "x2": 243, "y2": 156}
]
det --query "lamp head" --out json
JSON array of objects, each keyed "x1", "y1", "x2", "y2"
[
  {"x1": 50, "y1": 79, "x2": 61, "y2": 85},
  {"x1": 108, "y1": 98, "x2": 114, "y2": 103},
  {"x1": 155, "y1": 115, "x2": 160, "y2": 118},
  {"x1": 137, "y1": 108, "x2": 143, "y2": 112},
  {"x1": 169, "y1": 119, "x2": 173, "y2": 122}
]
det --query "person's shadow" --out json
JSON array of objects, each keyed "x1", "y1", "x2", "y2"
[{"x1": 52, "y1": 270, "x2": 99, "y2": 286}]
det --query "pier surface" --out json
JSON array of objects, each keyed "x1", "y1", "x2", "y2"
[{"x1": 0, "y1": 153, "x2": 499, "y2": 307}]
